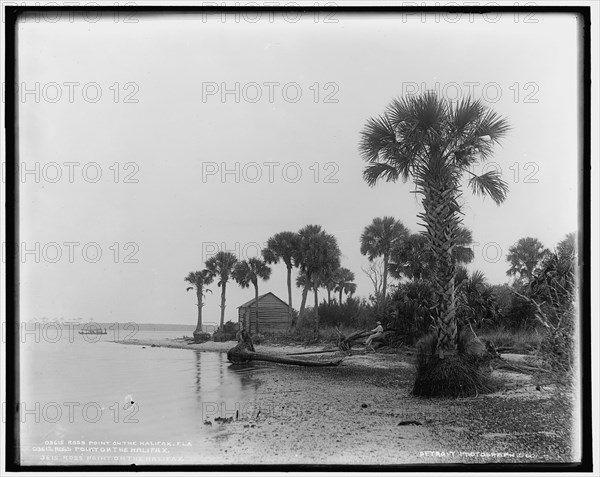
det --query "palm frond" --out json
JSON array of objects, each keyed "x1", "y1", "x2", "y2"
[
  {"x1": 362, "y1": 163, "x2": 400, "y2": 186},
  {"x1": 359, "y1": 115, "x2": 396, "y2": 163},
  {"x1": 451, "y1": 97, "x2": 486, "y2": 132},
  {"x1": 468, "y1": 170, "x2": 509, "y2": 205}
]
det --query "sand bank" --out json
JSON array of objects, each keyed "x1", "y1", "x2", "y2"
[{"x1": 112, "y1": 337, "x2": 573, "y2": 464}]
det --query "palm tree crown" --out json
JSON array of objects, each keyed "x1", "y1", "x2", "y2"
[
  {"x1": 333, "y1": 267, "x2": 357, "y2": 305},
  {"x1": 184, "y1": 270, "x2": 214, "y2": 291},
  {"x1": 233, "y1": 257, "x2": 272, "y2": 334},
  {"x1": 506, "y1": 237, "x2": 550, "y2": 283},
  {"x1": 360, "y1": 93, "x2": 510, "y2": 203},
  {"x1": 262, "y1": 231, "x2": 300, "y2": 329},
  {"x1": 233, "y1": 257, "x2": 272, "y2": 289},
  {"x1": 360, "y1": 216, "x2": 408, "y2": 301}
]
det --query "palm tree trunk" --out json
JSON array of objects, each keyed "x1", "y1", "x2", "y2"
[
  {"x1": 297, "y1": 284, "x2": 310, "y2": 328},
  {"x1": 419, "y1": 180, "x2": 459, "y2": 356},
  {"x1": 193, "y1": 287, "x2": 203, "y2": 339},
  {"x1": 382, "y1": 254, "x2": 389, "y2": 306},
  {"x1": 327, "y1": 288, "x2": 332, "y2": 305},
  {"x1": 220, "y1": 282, "x2": 227, "y2": 331},
  {"x1": 313, "y1": 285, "x2": 319, "y2": 335},
  {"x1": 339, "y1": 288, "x2": 343, "y2": 305},
  {"x1": 286, "y1": 265, "x2": 293, "y2": 330},
  {"x1": 254, "y1": 284, "x2": 260, "y2": 335}
]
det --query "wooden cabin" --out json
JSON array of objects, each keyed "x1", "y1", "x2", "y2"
[{"x1": 238, "y1": 292, "x2": 290, "y2": 334}]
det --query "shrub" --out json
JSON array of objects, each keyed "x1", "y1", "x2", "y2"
[
  {"x1": 490, "y1": 283, "x2": 538, "y2": 330},
  {"x1": 213, "y1": 321, "x2": 238, "y2": 342},
  {"x1": 193, "y1": 332, "x2": 211, "y2": 343},
  {"x1": 316, "y1": 297, "x2": 375, "y2": 329},
  {"x1": 389, "y1": 280, "x2": 436, "y2": 343}
]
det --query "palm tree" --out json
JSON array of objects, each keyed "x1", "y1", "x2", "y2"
[
  {"x1": 295, "y1": 225, "x2": 341, "y2": 332},
  {"x1": 390, "y1": 226, "x2": 475, "y2": 281},
  {"x1": 360, "y1": 92, "x2": 510, "y2": 366},
  {"x1": 232, "y1": 258, "x2": 272, "y2": 334},
  {"x1": 455, "y1": 268, "x2": 498, "y2": 330},
  {"x1": 506, "y1": 237, "x2": 550, "y2": 284},
  {"x1": 262, "y1": 231, "x2": 299, "y2": 330},
  {"x1": 333, "y1": 267, "x2": 357, "y2": 305},
  {"x1": 295, "y1": 269, "x2": 314, "y2": 323},
  {"x1": 184, "y1": 270, "x2": 214, "y2": 341},
  {"x1": 360, "y1": 217, "x2": 408, "y2": 304},
  {"x1": 390, "y1": 233, "x2": 435, "y2": 281},
  {"x1": 205, "y1": 251, "x2": 238, "y2": 331},
  {"x1": 322, "y1": 267, "x2": 338, "y2": 304}
]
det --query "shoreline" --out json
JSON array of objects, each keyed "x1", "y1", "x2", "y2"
[{"x1": 112, "y1": 336, "x2": 574, "y2": 464}]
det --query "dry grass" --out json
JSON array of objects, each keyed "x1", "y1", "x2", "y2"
[
  {"x1": 480, "y1": 327, "x2": 543, "y2": 354},
  {"x1": 412, "y1": 332, "x2": 496, "y2": 398}
]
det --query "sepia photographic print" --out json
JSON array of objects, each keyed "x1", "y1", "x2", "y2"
[{"x1": 2, "y1": 2, "x2": 597, "y2": 473}]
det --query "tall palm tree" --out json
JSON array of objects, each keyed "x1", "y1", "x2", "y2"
[
  {"x1": 232, "y1": 258, "x2": 272, "y2": 334},
  {"x1": 333, "y1": 267, "x2": 357, "y2": 305},
  {"x1": 360, "y1": 92, "x2": 510, "y2": 360},
  {"x1": 295, "y1": 225, "x2": 341, "y2": 332},
  {"x1": 360, "y1": 216, "x2": 408, "y2": 304},
  {"x1": 262, "y1": 231, "x2": 299, "y2": 330},
  {"x1": 205, "y1": 251, "x2": 238, "y2": 331},
  {"x1": 185, "y1": 270, "x2": 214, "y2": 341}
]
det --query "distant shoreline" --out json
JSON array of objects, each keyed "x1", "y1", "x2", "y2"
[{"x1": 113, "y1": 337, "x2": 327, "y2": 355}]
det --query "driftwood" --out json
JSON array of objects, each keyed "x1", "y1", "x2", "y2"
[
  {"x1": 335, "y1": 327, "x2": 393, "y2": 352},
  {"x1": 227, "y1": 331, "x2": 343, "y2": 367},
  {"x1": 286, "y1": 349, "x2": 339, "y2": 356}
]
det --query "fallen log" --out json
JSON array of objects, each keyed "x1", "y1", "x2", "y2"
[
  {"x1": 286, "y1": 349, "x2": 339, "y2": 356},
  {"x1": 227, "y1": 331, "x2": 343, "y2": 367},
  {"x1": 229, "y1": 349, "x2": 343, "y2": 366}
]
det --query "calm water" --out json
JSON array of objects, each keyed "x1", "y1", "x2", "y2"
[{"x1": 19, "y1": 330, "x2": 268, "y2": 465}]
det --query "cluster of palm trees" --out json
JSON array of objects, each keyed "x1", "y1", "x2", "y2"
[
  {"x1": 185, "y1": 252, "x2": 273, "y2": 341},
  {"x1": 359, "y1": 215, "x2": 494, "y2": 336},
  {"x1": 185, "y1": 225, "x2": 358, "y2": 340}
]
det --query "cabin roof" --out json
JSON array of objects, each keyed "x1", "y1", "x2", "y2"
[{"x1": 238, "y1": 292, "x2": 289, "y2": 308}]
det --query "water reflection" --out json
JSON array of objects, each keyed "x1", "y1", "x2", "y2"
[{"x1": 20, "y1": 336, "x2": 267, "y2": 465}]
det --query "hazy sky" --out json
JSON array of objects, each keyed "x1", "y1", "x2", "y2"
[{"x1": 16, "y1": 11, "x2": 581, "y2": 326}]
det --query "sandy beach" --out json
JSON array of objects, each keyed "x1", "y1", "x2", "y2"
[{"x1": 114, "y1": 337, "x2": 575, "y2": 464}]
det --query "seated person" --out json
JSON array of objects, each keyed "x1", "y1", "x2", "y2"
[{"x1": 365, "y1": 321, "x2": 384, "y2": 351}]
